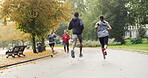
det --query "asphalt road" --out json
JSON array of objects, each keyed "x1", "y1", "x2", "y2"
[{"x1": 0, "y1": 48, "x2": 148, "y2": 78}]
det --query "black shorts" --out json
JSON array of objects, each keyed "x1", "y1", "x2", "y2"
[{"x1": 49, "y1": 43, "x2": 55, "y2": 47}]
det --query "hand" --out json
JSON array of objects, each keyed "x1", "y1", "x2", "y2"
[
  {"x1": 107, "y1": 28, "x2": 111, "y2": 30},
  {"x1": 95, "y1": 26, "x2": 98, "y2": 28}
]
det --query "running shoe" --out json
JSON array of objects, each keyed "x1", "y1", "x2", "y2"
[
  {"x1": 104, "y1": 49, "x2": 107, "y2": 55},
  {"x1": 79, "y1": 53, "x2": 83, "y2": 58},
  {"x1": 102, "y1": 48, "x2": 106, "y2": 59},
  {"x1": 71, "y1": 50, "x2": 75, "y2": 58},
  {"x1": 51, "y1": 54, "x2": 53, "y2": 57}
]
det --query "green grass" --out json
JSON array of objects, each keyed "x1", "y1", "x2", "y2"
[
  {"x1": 109, "y1": 43, "x2": 148, "y2": 51},
  {"x1": 47, "y1": 38, "x2": 148, "y2": 51},
  {"x1": 53, "y1": 43, "x2": 148, "y2": 51},
  {"x1": 46, "y1": 44, "x2": 72, "y2": 47},
  {"x1": 54, "y1": 43, "x2": 148, "y2": 51},
  {"x1": 109, "y1": 38, "x2": 148, "y2": 51}
]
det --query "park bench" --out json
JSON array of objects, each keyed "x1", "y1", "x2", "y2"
[{"x1": 6, "y1": 46, "x2": 27, "y2": 58}]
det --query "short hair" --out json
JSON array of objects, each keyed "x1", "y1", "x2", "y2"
[
  {"x1": 74, "y1": 12, "x2": 79, "y2": 17},
  {"x1": 100, "y1": 16, "x2": 104, "y2": 20}
]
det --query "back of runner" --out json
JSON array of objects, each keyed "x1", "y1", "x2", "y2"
[
  {"x1": 95, "y1": 16, "x2": 112, "y2": 59},
  {"x1": 68, "y1": 12, "x2": 84, "y2": 58}
]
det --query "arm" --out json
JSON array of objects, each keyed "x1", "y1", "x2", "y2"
[
  {"x1": 95, "y1": 22, "x2": 99, "y2": 33},
  {"x1": 68, "y1": 20, "x2": 73, "y2": 30},
  {"x1": 54, "y1": 35, "x2": 57, "y2": 39},
  {"x1": 46, "y1": 34, "x2": 50, "y2": 39},
  {"x1": 67, "y1": 34, "x2": 70, "y2": 40},
  {"x1": 107, "y1": 23, "x2": 112, "y2": 30},
  {"x1": 95, "y1": 25, "x2": 98, "y2": 33}
]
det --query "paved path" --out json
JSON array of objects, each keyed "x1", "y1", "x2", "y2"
[{"x1": 0, "y1": 48, "x2": 148, "y2": 78}]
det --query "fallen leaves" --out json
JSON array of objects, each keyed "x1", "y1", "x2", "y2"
[{"x1": 0, "y1": 49, "x2": 53, "y2": 70}]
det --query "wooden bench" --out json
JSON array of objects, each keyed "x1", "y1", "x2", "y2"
[{"x1": 6, "y1": 46, "x2": 27, "y2": 58}]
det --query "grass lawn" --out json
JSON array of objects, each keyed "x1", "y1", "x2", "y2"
[
  {"x1": 54, "y1": 43, "x2": 148, "y2": 51},
  {"x1": 109, "y1": 38, "x2": 148, "y2": 51},
  {"x1": 48, "y1": 38, "x2": 148, "y2": 51},
  {"x1": 109, "y1": 43, "x2": 148, "y2": 51},
  {"x1": 46, "y1": 44, "x2": 72, "y2": 47}
]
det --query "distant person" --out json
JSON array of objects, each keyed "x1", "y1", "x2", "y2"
[
  {"x1": 95, "y1": 15, "x2": 112, "y2": 59},
  {"x1": 46, "y1": 29, "x2": 57, "y2": 56},
  {"x1": 62, "y1": 30, "x2": 70, "y2": 53},
  {"x1": 68, "y1": 12, "x2": 84, "y2": 58}
]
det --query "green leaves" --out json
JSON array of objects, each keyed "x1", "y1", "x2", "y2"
[
  {"x1": 1, "y1": 0, "x2": 73, "y2": 52},
  {"x1": 1, "y1": 0, "x2": 73, "y2": 37},
  {"x1": 70, "y1": 0, "x2": 128, "y2": 44},
  {"x1": 127, "y1": 0, "x2": 148, "y2": 25}
]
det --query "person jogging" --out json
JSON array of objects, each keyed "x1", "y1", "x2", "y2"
[
  {"x1": 68, "y1": 12, "x2": 84, "y2": 58},
  {"x1": 46, "y1": 29, "x2": 57, "y2": 56},
  {"x1": 62, "y1": 30, "x2": 70, "y2": 53},
  {"x1": 95, "y1": 16, "x2": 112, "y2": 59}
]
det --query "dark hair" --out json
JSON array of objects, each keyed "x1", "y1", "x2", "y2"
[
  {"x1": 74, "y1": 12, "x2": 79, "y2": 17},
  {"x1": 100, "y1": 16, "x2": 104, "y2": 20}
]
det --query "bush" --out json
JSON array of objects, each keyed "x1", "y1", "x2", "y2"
[{"x1": 130, "y1": 38, "x2": 143, "y2": 44}]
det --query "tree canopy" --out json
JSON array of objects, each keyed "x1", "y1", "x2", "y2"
[
  {"x1": 69, "y1": 0, "x2": 147, "y2": 44},
  {"x1": 0, "y1": 22, "x2": 30, "y2": 44},
  {"x1": 0, "y1": 0, "x2": 74, "y2": 52}
]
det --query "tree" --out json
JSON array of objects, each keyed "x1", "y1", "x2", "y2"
[
  {"x1": 0, "y1": 0, "x2": 73, "y2": 53},
  {"x1": 127, "y1": 0, "x2": 148, "y2": 26},
  {"x1": 68, "y1": 0, "x2": 98, "y2": 40},
  {"x1": 56, "y1": 22, "x2": 68, "y2": 37},
  {"x1": 0, "y1": 22, "x2": 30, "y2": 48},
  {"x1": 138, "y1": 27, "x2": 146, "y2": 38},
  {"x1": 70, "y1": 0, "x2": 129, "y2": 44},
  {"x1": 105, "y1": 0, "x2": 128, "y2": 44}
]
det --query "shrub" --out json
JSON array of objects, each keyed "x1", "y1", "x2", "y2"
[{"x1": 130, "y1": 38, "x2": 143, "y2": 44}]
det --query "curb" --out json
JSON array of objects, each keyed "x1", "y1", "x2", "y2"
[{"x1": 0, "y1": 53, "x2": 58, "y2": 69}]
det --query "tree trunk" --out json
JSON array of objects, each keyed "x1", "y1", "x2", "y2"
[
  {"x1": 120, "y1": 39, "x2": 125, "y2": 44},
  {"x1": 32, "y1": 33, "x2": 37, "y2": 53},
  {"x1": 130, "y1": 26, "x2": 132, "y2": 38},
  {"x1": 2, "y1": 41, "x2": 5, "y2": 49},
  {"x1": 30, "y1": 17, "x2": 37, "y2": 53},
  {"x1": 41, "y1": 37, "x2": 46, "y2": 51}
]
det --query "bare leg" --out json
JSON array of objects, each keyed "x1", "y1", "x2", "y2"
[
  {"x1": 71, "y1": 38, "x2": 77, "y2": 58},
  {"x1": 72, "y1": 38, "x2": 77, "y2": 51},
  {"x1": 78, "y1": 35, "x2": 83, "y2": 57},
  {"x1": 51, "y1": 46, "x2": 54, "y2": 53}
]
